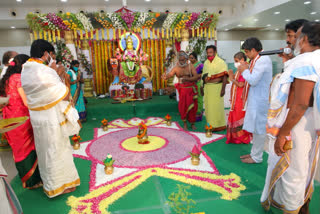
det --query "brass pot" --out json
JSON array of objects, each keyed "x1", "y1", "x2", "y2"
[
  {"x1": 73, "y1": 141, "x2": 80, "y2": 150},
  {"x1": 166, "y1": 120, "x2": 172, "y2": 126},
  {"x1": 205, "y1": 130, "x2": 212, "y2": 138},
  {"x1": 191, "y1": 156, "x2": 200, "y2": 166},
  {"x1": 104, "y1": 165, "x2": 114, "y2": 175},
  {"x1": 103, "y1": 125, "x2": 109, "y2": 131},
  {"x1": 138, "y1": 134, "x2": 149, "y2": 144}
]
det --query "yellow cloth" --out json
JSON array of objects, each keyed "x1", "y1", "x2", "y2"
[{"x1": 202, "y1": 56, "x2": 227, "y2": 128}]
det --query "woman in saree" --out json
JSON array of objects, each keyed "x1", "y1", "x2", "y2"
[
  {"x1": 0, "y1": 54, "x2": 42, "y2": 189},
  {"x1": 67, "y1": 60, "x2": 86, "y2": 122},
  {"x1": 226, "y1": 52, "x2": 252, "y2": 144},
  {"x1": 189, "y1": 52, "x2": 204, "y2": 121}
]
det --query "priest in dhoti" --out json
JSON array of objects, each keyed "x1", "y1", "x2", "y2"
[
  {"x1": 21, "y1": 39, "x2": 81, "y2": 198},
  {"x1": 201, "y1": 45, "x2": 228, "y2": 132},
  {"x1": 261, "y1": 22, "x2": 320, "y2": 214},
  {"x1": 237, "y1": 38, "x2": 273, "y2": 164}
]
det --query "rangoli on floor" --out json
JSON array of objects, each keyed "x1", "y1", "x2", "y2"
[{"x1": 67, "y1": 117, "x2": 246, "y2": 214}]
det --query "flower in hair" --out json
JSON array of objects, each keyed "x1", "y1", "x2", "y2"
[{"x1": 9, "y1": 61, "x2": 15, "y2": 66}]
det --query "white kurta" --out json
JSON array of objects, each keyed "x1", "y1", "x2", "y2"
[
  {"x1": 21, "y1": 61, "x2": 80, "y2": 198},
  {"x1": 242, "y1": 55, "x2": 273, "y2": 135}
]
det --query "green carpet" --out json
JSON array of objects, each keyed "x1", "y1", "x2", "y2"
[{"x1": 10, "y1": 96, "x2": 320, "y2": 214}]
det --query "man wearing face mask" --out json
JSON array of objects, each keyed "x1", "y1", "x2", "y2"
[
  {"x1": 261, "y1": 21, "x2": 320, "y2": 214},
  {"x1": 162, "y1": 51, "x2": 198, "y2": 131},
  {"x1": 201, "y1": 45, "x2": 228, "y2": 132},
  {"x1": 237, "y1": 38, "x2": 273, "y2": 164},
  {"x1": 21, "y1": 39, "x2": 81, "y2": 198}
]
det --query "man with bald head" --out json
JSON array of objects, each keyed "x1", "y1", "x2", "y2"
[
  {"x1": 162, "y1": 51, "x2": 198, "y2": 130},
  {"x1": 1, "y1": 51, "x2": 18, "y2": 79}
]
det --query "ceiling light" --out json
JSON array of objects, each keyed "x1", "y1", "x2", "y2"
[
  {"x1": 105, "y1": 0, "x2": 109, "y2": 1},
  {"x1": 11, "y1": 26, "x2": 16, "y2": 29},
  {"x1": 275, "y1": 28, "x2": 279, "y2": 31},
  {"x1": 254, "y1": 19, "x2": 258, "y2": 22},
  {"x1": 274, "y1": 11, "x2": 280, "y2": 15},
  {"x1": 285, "y1": 19, "x2": 290, "y2": 22},
  {"x1": 16, "y1": 0, "x2": 22, "y2": 2},
  {"x1": 184, "y1": 0, "x2": 189, "y2": 2},
  {"x1": 315, "y1": 19, "x2": 319, "y2": 22},
  {"x1": 267, "y1": 24, "x2": 271, "y2": 27},
  {"x1": 145, "y1": 0, "x2": 151, "y2": 2},
  {"x1": 61, "y1": 0, "x2": 67, "y2": 2},
  {"x1": 304, "y1": 1, "x2": 311, "y2": 4},
  {"x1": 310, "y1": 12, "x2": 317, "y2": 15},
  {"x1": 225, "y1": 29, "x2": 229, "y2": 31},
  {"x1": 237, "y1": 24, "x2": 242, "y2": 27}
]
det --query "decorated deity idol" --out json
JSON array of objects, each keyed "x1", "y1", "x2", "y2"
[{"x1": 109, "y1": 32, "x2": 154, "y2": 101}]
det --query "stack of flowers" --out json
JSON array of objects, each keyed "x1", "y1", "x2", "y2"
[
  {"x1": 185, "y1": 12, "x2": 200, "y2": 29},
  {"x1": 47, "y1": 13, "x2": 69, "y2": 30},
  {"x1": 192, "y1": 13, "x2": 209, "y2": 29},
  {"x1": 37, "y1": 14, "x2": 55, "y2": 31},
  {"x1": 162, "y1": 13, "x2": 178, "y2": 29},
  {"x1": 62, "y1": 12, "x2": 83, "y2": 30},
  {"x1": 104, "y1": 154, "x2": 115, "y2": 167},
  {"x1": 133, "y1": 12, "x2": 149, "y2": 29},
  {"x1": 189, "y1": 145, "x2": 202, "y2": 158},
  {"x1": 121, "y1": 12, "x2": 135, "y2": 29},
  {"x1": 170, "y1": 13, "x2": 183, "y2": 29},
  {"x1": 95, "y1": 13, "x2": 113, "y2": 29},
  {"x1": 26, "y1": 13, "x2": 43, "y2": 31},
  {"x1": 108, "y1": 13, "x2": 124, "y2": 29},
  {"x1": 76, "y1": 12, "x2": 94, "y2": 31}
]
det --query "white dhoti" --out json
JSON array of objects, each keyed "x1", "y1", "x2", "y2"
[
  {"x1": 29, "y1": 103, "x2": 80, "y2": 198},
  {"x1": 22, "y1": 61, "x2": 81, "y2": 198},
  {"x1": 261, "y1": 50, "x2": 320, "y2": 213},
  {"x1": 261, "y1": 108, "x2": 319, "y2": 212}
]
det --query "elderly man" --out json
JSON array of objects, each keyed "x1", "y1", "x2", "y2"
[
  {"x1": 261, "y1": 21, "x2": 320, "y2": 214},
  {"x1": 237, "y1": 38, "x2": 273, "y2": 164},
  {"x1": 162, "y1": 51, "x2": 198, "y2": 131}
]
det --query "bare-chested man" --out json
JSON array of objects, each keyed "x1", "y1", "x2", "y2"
[
  {"x1": 261, "y1": 21, "x2": 320, "y2": 214},
  {"x1": 162, "y1": 51, "x2": 198, "y2": 131}
]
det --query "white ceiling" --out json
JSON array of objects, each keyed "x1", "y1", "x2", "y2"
[
  {"x1": 224, "y1": 0, "x2": 320, "y2": 31},
  {"x1": 0, "y1": 0, "x2": 319, "y2": 31},
  {"x1": 0, "y1": 0, "x2": 237, "y2": 7}
]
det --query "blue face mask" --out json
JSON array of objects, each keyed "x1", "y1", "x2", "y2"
[{"x1": 73, "y1": 67, "x2": 79, "y2": 72}]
